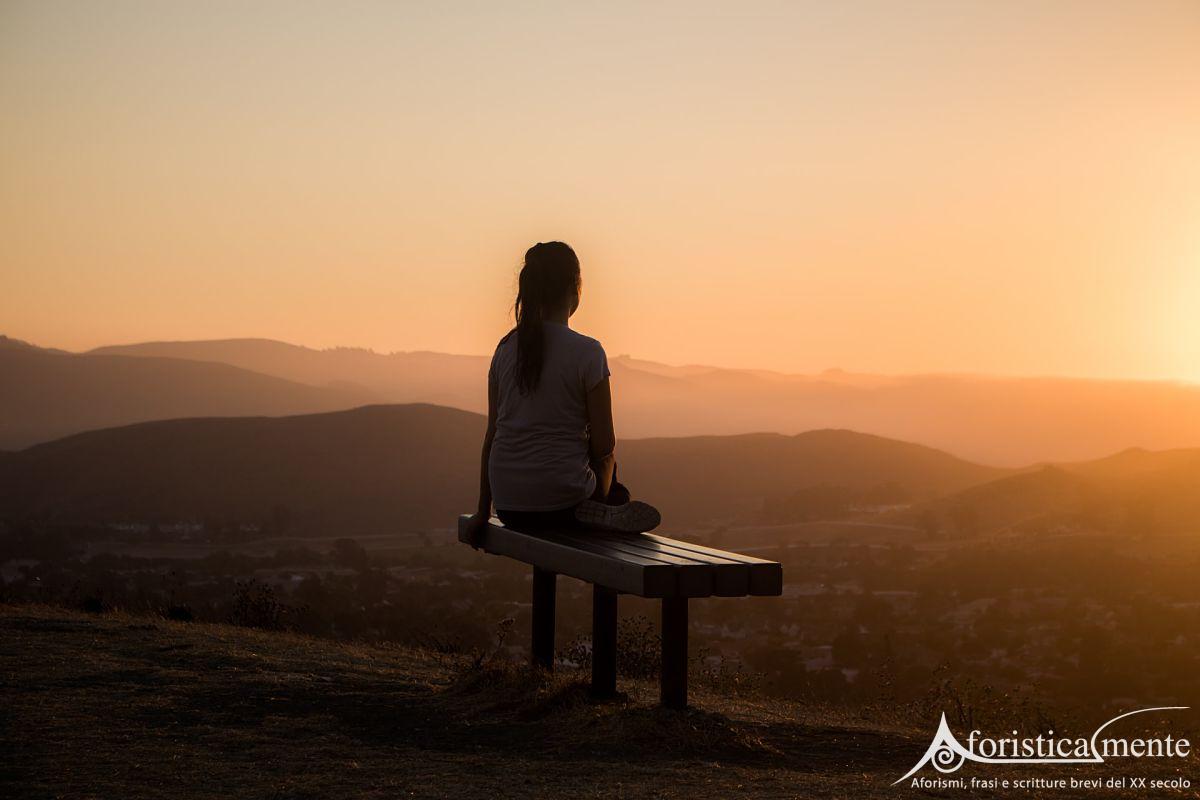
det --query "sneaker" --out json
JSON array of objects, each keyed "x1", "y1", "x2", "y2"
[{"x1": 574, "y1": 499, "x2": 662, "y2": 533}]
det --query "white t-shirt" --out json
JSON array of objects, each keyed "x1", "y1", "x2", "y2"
[{"x1": 487, "y1": 321, "x2": 611, "y2": 512}]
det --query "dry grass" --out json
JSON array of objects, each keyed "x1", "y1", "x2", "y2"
[{"x1": 1, "y1": 604, "x2": 1192, "y2": 799}]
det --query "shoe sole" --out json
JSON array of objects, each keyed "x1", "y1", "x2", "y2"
[{"x1": 575, "y1": 500, "x2": 662, "y2": 533}]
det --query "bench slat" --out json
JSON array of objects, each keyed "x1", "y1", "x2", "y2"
[
  {"x1": 571, "y1": 533, "x2": 751, "y2": 596},
  {"x1": 640, "y1": 534, "x2": 783, "y2": 596},
  {"x1": 553, "y1": 531, "x2": 717, "y2": 597},
  {"x1": 497, "y1": 529, "x2": 709, "y2": 597},
  {"x1": 459, "y1": 516, "x2": 676, "y2": 596},
  {"x1": 458, "y1": 515, "x2": 782, "y2": 598},
  {"x1": 539, "y1": 532, "x2": 691, "y2": 573},
  {"x1": 599, "y1": 532, "x2": 745, "y2": 564}
]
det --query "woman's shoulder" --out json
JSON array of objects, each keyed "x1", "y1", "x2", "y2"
[
  {"x1": 556, "y1": 325, "x2": 605, "y2": 353},
  {"x1": 560, "y1": 328, "x2": 609, "y2": 387},
  {"x1": 489, "y1": 329, "x2": 517, "y2": 373}
]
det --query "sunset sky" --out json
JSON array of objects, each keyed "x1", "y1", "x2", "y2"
[{"x1": 2, "y1": 1, "x2": 1198, "y2": 381}]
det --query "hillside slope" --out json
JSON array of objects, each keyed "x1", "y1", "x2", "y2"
[
  {"x1": 0, "y1": 605, "x2": 1165, "y2": 799},
  {"x1": 0, "y1": 404, "x2": 484, "y2": 532},
  {"x1": 86, "y1": 337, "x2": 1200, "y2": 465},
  {"x1": 0, "y1": 345, "x2": 374, "y2": 450},
  {"x1": 90, "y1": 337, "x2": 487, "y2": 412},
  {"x1": 909, "y1": 448, "x2": 1200, "y2": 536},
  {"x1": 0, "y1": 405, "x2": 1009, "y2": 532},
  {"x1": 619, "y1": 429, "x2": 1008, "y2": 523}
]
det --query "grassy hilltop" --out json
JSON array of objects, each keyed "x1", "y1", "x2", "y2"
[{"x1": 2, "y1": 605, "x2": 1190, "y2": 799}]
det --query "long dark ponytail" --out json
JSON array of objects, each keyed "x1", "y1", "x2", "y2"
[{"x1": 514, "y1": 241, "x2": 580, "y2": 394}]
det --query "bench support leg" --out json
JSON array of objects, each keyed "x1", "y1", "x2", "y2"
[
  {"x1": 531, "y1": 567, "x2": 556, "y2": 670},
  {"x1": 661, "y1": 597, "x2": 688, "y2": 709},
  {"x1": 591, "y1": 586, "x2": 618, "y2": 697}
]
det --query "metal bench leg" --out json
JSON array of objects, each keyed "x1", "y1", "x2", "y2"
[
  {"x1": 661, "y1": 597, "x2": 688, "y2": 709},
  {"x1": 591, "y1": 586, "x2": 617, "y2": 697},
  {"x1": 531, "y1": 567, "x2": 556, "y2": 670}
]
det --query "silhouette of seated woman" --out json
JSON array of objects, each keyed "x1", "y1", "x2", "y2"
[{"x1": 465, "y1": 241, "x2": 660, "y2": 544}]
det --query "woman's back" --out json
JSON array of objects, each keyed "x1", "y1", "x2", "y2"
[
  {"x1": 464, "y1": 239, "x2": 658, "y2": 542},
  {"x1": 487, "y1": 321, "x2": 610, "y2": 512}
]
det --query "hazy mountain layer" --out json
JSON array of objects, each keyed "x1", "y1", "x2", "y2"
[
  {"x1": 87, "y1": 337, "x2": 1200, "y2": 465},
  {"x1": 0, "y1": 404, "x2": 1010, "y2": 533},
  {"x1": 903, "y1": 447, "x2": 1200, "y2": 537},
  {"x1": 0, "y1": 343, "x2": 374, "y2": 450}
]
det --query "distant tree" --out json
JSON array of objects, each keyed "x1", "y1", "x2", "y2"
[
  {"x1": 832, "y1": 625, "x2": 866, "y2": 668},
  {"x1": 917, "y1": 508, "x2": 941, "y2": 539},
  {"x1": 851, "y1": 594, "x2": 892, "y2": 628},
  {"x1": 331, "y1": 538, "x2": 369, "y2": 570},
  {"x1": 355, "y1": 568, "x2": 388, "y2": 606},
  {"x1": 950, "y1": 504, "x2": 980, "y2": 538},
  {"x1": 230, "y1": 580, "x2": 287, "y2": 630}
]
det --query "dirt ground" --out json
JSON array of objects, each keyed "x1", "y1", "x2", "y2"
[{"x1": 1, "y1": 605, "x2": 1194, "y2": 799}]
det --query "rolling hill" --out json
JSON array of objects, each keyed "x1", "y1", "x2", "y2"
[
  {"x1": 0, "y1": 404, "x2": 1010, "y2": 534},
  {"x1": 908, "y1": 448, "x2": 1200, "y2": 537},
  {"x1": 89, "y1": 337, "x2": 487, "y2": 412},
  {"x1": 0, "y1": 404, "x2": 483, "y2": 532},
  {"x1": 85, "y1": 337, "x2": 1200, "y2": 465},
  {"x1": 0, "y1": 342, "x2": 375, "y2": 450},
  {"x1": 617, "y1": 429, "x2": 1008, "y2": 524}
]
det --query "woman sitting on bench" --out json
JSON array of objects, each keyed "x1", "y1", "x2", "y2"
[{"x1": 464, "y1": 241, "x2": 660, "y2": 545}]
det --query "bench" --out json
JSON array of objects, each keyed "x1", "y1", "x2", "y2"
[{"x1": 457, "y1": 515, "x2": 783, "y2": 708}]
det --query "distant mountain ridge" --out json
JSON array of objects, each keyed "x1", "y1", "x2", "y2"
[
  {"x1": 0, "y1": 342, "x2": 375, "y2": 449},
  {"x1": 88, "y1": 338, "x2": 487, "y2": 413},
  {"x1": 0, "y1": 404, "x2": 1011, "y2": 533},
  {"x1": 618, "y1": 428, "x2": 1008, "y2": 524},
  {"x1": 83, "y1": 336, "x2": 1200, "y2": 465},
  {"x1": 2, "y1": 401, "x2": 1194, "y2": 537},
  {"x1": 0, "y1": 334, "x2": 68, "y2": 354},
  {"x1": 907, "y1": 447, "x2": 1200, "y2": 537}
]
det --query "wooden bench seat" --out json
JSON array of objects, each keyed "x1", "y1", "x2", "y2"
[{"x1": 457, "y1": 515, "x2": 783, "y2": 708}]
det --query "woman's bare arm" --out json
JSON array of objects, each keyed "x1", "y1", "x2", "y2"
[
  {"x1": 465, "y1": 376, "x2": 498, "y2": 546},
  {"x1": 585, "y1": 377, "x2": 617, "y2": 500}
]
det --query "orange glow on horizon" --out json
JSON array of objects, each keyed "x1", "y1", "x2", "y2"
[{"x1": 2, "y1": 1, "x2": 1198, "y2": 381}]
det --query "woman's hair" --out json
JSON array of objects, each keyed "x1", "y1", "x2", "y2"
[{"x1": 514, "y1": 241, "x2": 581, "y2": 393}]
